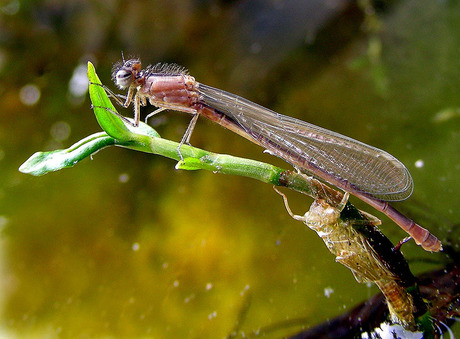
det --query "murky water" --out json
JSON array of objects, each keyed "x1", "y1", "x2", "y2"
[{"x1": 0, "y1": 1, "x2": 459, "y2": 337}]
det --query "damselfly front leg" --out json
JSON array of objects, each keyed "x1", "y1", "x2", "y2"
[
  {"x1": 97, "y1": 83, "x2": 128, "y2": 107},
  {"x1": 89, "y1": 81, "x2": 138, "y2": 127}
]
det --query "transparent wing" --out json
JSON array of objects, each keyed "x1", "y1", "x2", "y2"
[{"x1": 198, "y1": 84, "x2": 413, "y2": 201}]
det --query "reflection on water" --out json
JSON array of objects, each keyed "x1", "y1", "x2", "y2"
[{"x1": 19, "y1": 85, "x2": 41, "y2": 107}]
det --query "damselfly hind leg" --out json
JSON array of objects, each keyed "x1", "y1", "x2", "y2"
[
  {"x1": 145, "y1": 107, "x2": 167, "y2": 123},
  {"x1": 176, "y1": 113, "x2": 200, "y2": 161},
  {"x1": 394, "y1": 237, "x2": 411, "y2": 251}
]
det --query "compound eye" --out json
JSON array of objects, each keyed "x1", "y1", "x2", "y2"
[{"x1": 115, "y1": 69, "x2": 132, "y2": 89}]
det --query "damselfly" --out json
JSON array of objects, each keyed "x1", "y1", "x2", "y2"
[{"x1": 105, "y1": 58, "x2": 441, "y2": 252}]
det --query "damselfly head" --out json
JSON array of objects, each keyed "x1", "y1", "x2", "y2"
[{"x1": 112, "y1": 58, "x2": 142, "y2": 89}]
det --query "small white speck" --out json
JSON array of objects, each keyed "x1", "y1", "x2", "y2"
[
  {"x1": 173, "y1": 280, "x2": 179, "y2": 287},
  {"x1": 324, "y1": 287, "x2": 334, "y2": 298},
  {"x1": 263, "y1": 149, "x2": 275, "y2": 156},
  {"x1": 205, "y1": 283, "x2": 213, "y2": 291},
  {"x1": 184, "y1": 294, "x2": 195, "y2": 303},
  {"x1": 19, "y1": 84, "x2": 40, "y2": 106},
  {"x1": 118, "y1": 173, "x2": 130, "y2": 183},
  {"x1": 208, "y1": 311, "x2": 217, "y2": 320},
  {"x1": 415, "y1": 159, "x2": 424, "y2": 168},
  {"x1": 132, "y1": 243, "x2": 140, "y2": 251}
]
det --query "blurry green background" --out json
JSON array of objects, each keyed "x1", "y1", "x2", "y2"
[{"x1": 0, "y1": 0, "x2": 459, "y2": 337}]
